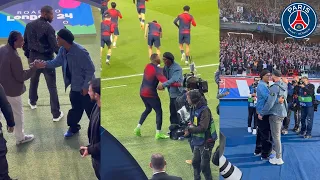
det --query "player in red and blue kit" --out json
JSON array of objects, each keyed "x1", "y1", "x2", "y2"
[
  {"x1": 101, "y1": 14, "x2": 115, "y2": 65},
  {"x1": 134, "y1": 54, "x2": 181, "y2": 140},
  {"x1": 106, "y1": 2, "x2": 122, "y2": 48},
  {"x1": 174, "y1": 5, "x2": 196, "y2": 68},
  {"x1": 133, "y1": 0, "x2": 149, "y2": 29},
  {"x1": 101, "y1": 0, "x2": 109, "y2": 19},
  {"x1": 145, "y1": 20, "x2": 162, "y2": 58}
]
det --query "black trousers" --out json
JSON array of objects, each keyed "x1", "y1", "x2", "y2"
[
  {"x1": 192, "y1": 145, "x2": 213, "y2": 180},
  {"x1": 28, "y1": 55, "x2": 60, "y2": 118},
  {"x1": 92, "y1": 158, "x2": 100, "y2": 180},
  {"x1": 139, "y1": 96, "x2": 163, "y2": 130},
  {"x1": 255, "y1": 115, "x2": 273, "y2": 158},
  {"x1": 169, "y1": 98, "x2": 179, "y2": 125},
  {"x1": 67, "y1": 91, "x2": 95, "y2": 133},
  {"x1": 283, "y1": 109, "x2": 301, "y2": 130},
  {"x1": 0, "y1": 130, "x2": 10, "y2": 180},
  {"x1": 248, "y1": 107, "x2": 258, "y2": 129}
]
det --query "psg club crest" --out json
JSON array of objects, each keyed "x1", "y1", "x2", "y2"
[{"x1": 281, "y1": 2, "x2": 318, "y2": 39}]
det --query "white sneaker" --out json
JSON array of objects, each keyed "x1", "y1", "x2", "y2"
[
  {"x1": 269, "y1": 157, "x2": 284, "y2": 165},
  {"x1": 185, "y1": 60, "x2": 189, "y2": 65},
  {"x1": 106, "y1": 60, "x2": 110, "y2": 65},
  {"x1": 248, "y1": 127, "x2": 252, "y2": 133},
  {"x1": 53, "y1": 111, "x2": 64, "y2": 122},
  {"x1": 28, "y1": 100, "x2": 37, "y2": 110},
  {"x1": 252, "y1": 129, "x2": 257, "y2": 135},
  {"x1": 16, "y1": 134, "x2": 35, "y2": 145}
]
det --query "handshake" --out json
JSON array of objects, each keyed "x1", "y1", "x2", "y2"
[{"x1": 30, "y1": 59, "x2": 46, "y2": 69}]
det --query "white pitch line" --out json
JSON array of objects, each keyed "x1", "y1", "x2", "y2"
[
  {"x1": 103, "y1": 85, "x2": 127, "y2": 89},
  {"x1": 102, "y1": 63, "x2": 218, "y2": 81}
]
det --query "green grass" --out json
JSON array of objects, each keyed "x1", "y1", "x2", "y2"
[
  {"x1": 101, "y1": 0, "x2": 220, "y2": 179},
  {"x1": 2, "y1": 7, "x2": 100, "y2": 180}
]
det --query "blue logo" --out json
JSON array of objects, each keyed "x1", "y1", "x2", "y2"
[{"x1": 281, "y1": 2, "x2": 318, "y2": 39}]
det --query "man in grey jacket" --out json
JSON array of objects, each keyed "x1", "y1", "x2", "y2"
[
  {"x1": 259, "y1": 70, "x2": 287, "y2": 165},
  {"x1": 158, "y1": 52, "x2": 183, "y2": 126}
]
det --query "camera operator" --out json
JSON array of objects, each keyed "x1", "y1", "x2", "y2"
[
  {"x1": 298, "y1": 76, "x2": 315, "y2": 139},
  {"x1": 247, "y1": 77, "x2": 259, "y2": 135},
  {"x1": 291, "y1": 77, "x2": 302, "y2": 132},
  {"x1": 0, "y1": 84, "x2": 16, "y2": 180},
  {"x1": 281, "y1": 79, "x2": 295, "y2": 135},
  {"x1": 184, "y1": 89, "x2": 216, "y2": 180}
]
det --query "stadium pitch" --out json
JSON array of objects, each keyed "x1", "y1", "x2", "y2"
[
  {"x1": 2, "y1": 7, "x2": 100, "y2": 180},
  {"x1": 101, "y1": 0, "x2": 220, "y2": 179}
]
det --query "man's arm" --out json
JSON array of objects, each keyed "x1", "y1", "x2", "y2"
[
  {"x1": 118, "y1": 10, "x2": 123, "y2": 19},
  {"x1": 45, "y1": 48, "x2": 64, "y2": 68},
  {"x1": 260, "y1": 86, "x2": 278, "y2": 116},
  {"x1": 23, "y1": 24, "x2": 30, "y2": 58},
  {"x1": 80, "y1": 52, "x2": 95, "y2": 90},
  {"x1": 162, "y1": 68, "x2": 182, "y2": 88},
  {"x1": 304, "y1": 84, "x2": 315, "y2": 96},
  {"x1": 0, "y1": 85, "x2": 15, "y2": 127},
  {"x1": 191, "y1": 17, "x2": 197, "y2": 27},
  {"x1": 155, "y1": 67, "x2": 181, "y2": 87},
  {"x1": 159, "y1": 26, "x2": 162, "y2": 38},
  {"x1": 144, "y1": 23, "x2": 149, "y2": 38},
  {"x1": 87, "y1": 142, "x2": 100, "y2": 158},
  {"x1": 188, "y1": 108, "x2": 210, "y2": 134},
  {"x1": 47, "y1": 26, "x2": 59, "y2": 55},
  {"x1": 10, "y1": 56, "x2": 36, "y2": 83},
  {"x1": 173, "y1": 16, "x2": 179, "y2": 28},
  {"x1": 133, "y1": 0, "x2": 135, "y2": 4}
]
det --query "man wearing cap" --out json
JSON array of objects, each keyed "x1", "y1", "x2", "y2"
[
  {"x1": 158, "y1": 52, "x2": 183, "y2": 126},
  {"x1": 23, "y1": 6, "x2": 63, "y2": 122},
  {"x1": 184, "y1": 89, "x2": 216, "y2": 180},
  {"x1": 36, "y1": 28, "x2": 96, "y2": 138},
  {"x1": 254, "y1": 69, "x2": 272, "y2": 161},
  {"x1": 298, "y1": 76, "x2": 315, "y2": 139},
  {"x1": 259, "y1": 70, "x2": 288, "y2": 165}
]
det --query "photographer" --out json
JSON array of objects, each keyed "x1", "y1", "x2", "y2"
[
  {"x1": 281, "y1": 79, "x2": 295, "y2": 135},
  {"x1": 184, "y1": 89, "x2": 216, "y2": 180},
  {"x1": 0, "y1": 84, "x2": 16, "y2": 180},
  {"x1": 298, "y1": 76, "x2": 315, "y2": 139},
  {"x1": 247, "y1": 77, "x2": 259, "y2": 135}
]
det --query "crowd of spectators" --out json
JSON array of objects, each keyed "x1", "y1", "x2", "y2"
[
  {"x1": 219, "y1": 0, "x2": 320, "y2": 24},
  {"x1": 219, "y1": 36, "x2": 320, "y2": 77}
]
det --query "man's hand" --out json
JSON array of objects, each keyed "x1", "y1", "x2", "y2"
[
  {"x1": 184, "y1": 129, "x2": 190, "y2": 137},
  {"x1": 278, "y1": 96, "x2": 284, "y2": 104},
  {"x1": 80, "y1": 146, "x2": 89, "y2": 157},
  {"x1": 31, "y1": 59, "x2": 46, "y2": 69},
  {"x1": 258, "y1": 114, "x2": 263, "y2": 120},
  {"x1": 252, "y1": 93, "x2": 256, "y2": 97},
  {"x1": 7, "y1": 126, "x2": 14, "y2": 133},
  {"x1": 300, "y1": 84, "x2": 305, "y2": 88},
  {"x1": 252, "y1": 97, "x2": 257, "y2": 101},
  {"x1": 157, "y1": 83, "x2": 164, "y2": 90},
  {"x1": 81, "y1": 89, "x2": 88, "y2": 96}
]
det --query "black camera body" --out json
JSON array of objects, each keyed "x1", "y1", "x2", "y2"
[{"x1": 183, "y1": 73, "x2": 208, "y2": 93}]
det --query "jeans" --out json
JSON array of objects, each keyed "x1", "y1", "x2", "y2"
[
  {"x1": 139, "y1": 96, "x2": 163, "y2": 130},
  {"x1": 67, "y1": 91, "x2": 95, "y2": 133},
  {"x1": 248, "y1": 107, "x2": 258, "y2": 129},
  {"x1": 269, "y1": 115, "x2": 284, "y2": 159},
  {"x1": 300, "y1": 106, "x2": 314, "y2": 136},
  {"x1": 192, "y1": 145, "x2": 213, "y2": 180},
  {"x1": 283, "y1": 109, "x2": 301, "y2": 130}
]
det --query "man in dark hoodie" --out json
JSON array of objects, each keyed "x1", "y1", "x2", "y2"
[
  {"x1": 185, "y1": 89, "x2": 216, "y2": 180},
  {"x1": 80, "y1": 78, "x2": 100, "y2": 179}
]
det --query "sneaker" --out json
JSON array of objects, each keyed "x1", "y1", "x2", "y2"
[
  {"x1": 252, "y1": 129, "x2": 257, "y2": 135},
  {"x1": 155, "y1": 132, "x2": 169, "y2": 140},
  {"x1": 299, "y1": 131, "x2": 306, "y2": 136},
  {"x1": 16, "y1": 134, "x2": 35, "y2": 145},
  {"x1": 185, "y1": 60, "x2": 189, "y2": 65},
  {"x1": 185, "y1": 160, "x2": 192, "y2": 164},
  {"x1": 28, "y1": 100, "x2": 37, "y2": 110},
  {"x1": 294, "y1": 128, "x2": 300, "y2": 133},
  {"x1": 269, "y1": 157, "x2": 284, "y2": 165},
  {"x1": 254, "y1": 152, "x2": 261, "y2": 156},
  {"x1": 64, "y1": 130, "x2": 78, "y2": 138},
  {"x1": 304, "y1": 135, "x2": 312, "y2": 139},
  {"x1": 248, "y1": 127, "x2": 252, "y2": 133},
  {"x1": 106, "y1": 60, "x2": 110, "y2": 65},
  {"x1": 53, "y1": 111, "x2": 64, "y2": 122},
  {"x1": 261, "y1": 157, "x2": 269, "y2": 161},
  {"x1": 112, "y1": 46, "x2": 117, "y2": 49},
  {"x1": 134, "y1": 128, "x2": 141, "y2": 137},
  {"x1": 281, "y1": 129, "x2": 288, "y2": 135}
]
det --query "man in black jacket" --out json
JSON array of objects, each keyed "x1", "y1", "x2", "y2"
[
  {"x1": 0, "y1": 84, "x2": 16, "y2": 180},
  {"x1": 150, "y1": 153, "x2": 182, "y2": 180},
  {"x1": 23, "y1": 5, "x2": 63, "y2": 122},
  {"x1": 80, "y1": 78, "x2": 100, "y2": 179}
]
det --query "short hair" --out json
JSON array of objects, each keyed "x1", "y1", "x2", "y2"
[
  {"x1": 8, "y1": 31, "x2": 22, "y2": 48},
  {"x1": 183, "y1": 5, "x2": 190, "y2": 11},
  {"x1": 151, "y1": 153, "x2": 165, "y2": 170},
  {"x1": 41, "y1": 6, "x2": 53, "y2": 14},
  {"x1": 90, "y1": 78, "x2": 101, "y2": 95},
  {"x1": 111, "y1": 2, "x2": 116, "y2": 8},
  {"x1": 152, "y1": 20, "x2": 158, "y2": 23},
  {"x1": 150, "y1": 53, "x2": 159, "y2": 61},
  {"x1": 301, "y1": 76, "x2": 308, "y2": 80},
  {"x1": 187, "y1": 77, "x2": 198, "y2": 90}
]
